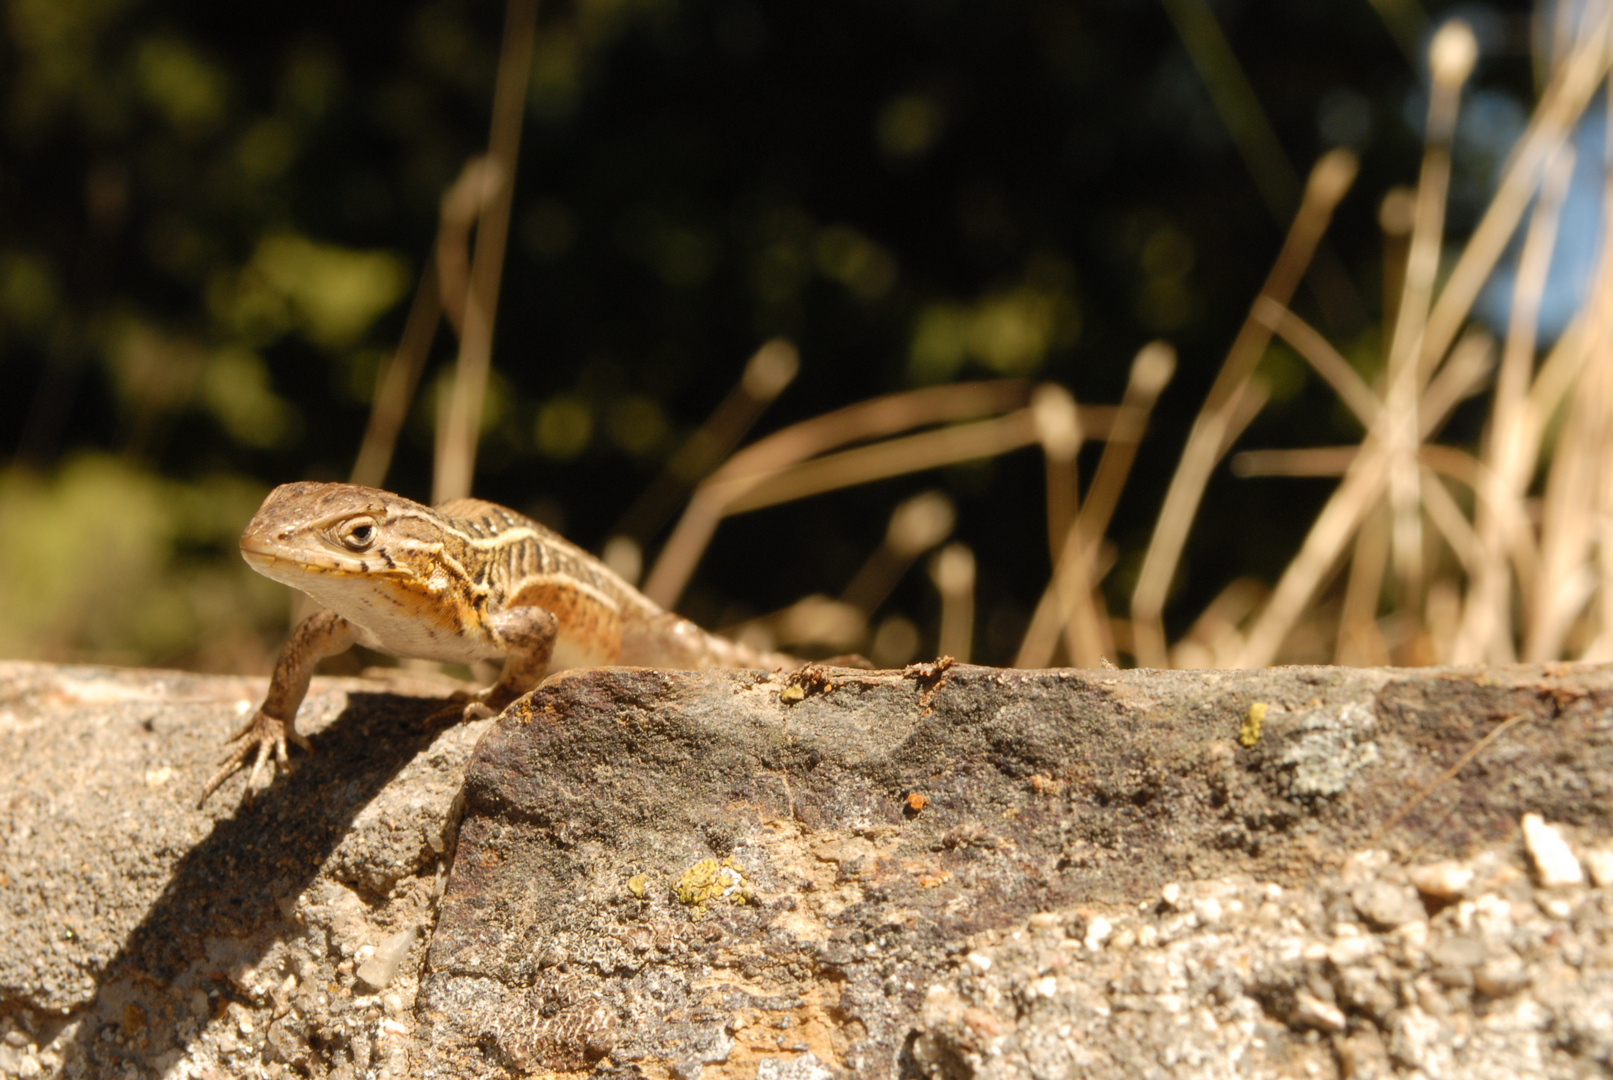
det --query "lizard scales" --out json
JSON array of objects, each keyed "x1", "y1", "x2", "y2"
[{"x1": 203, "y1": 481, "x2": 792, "y2": 804}]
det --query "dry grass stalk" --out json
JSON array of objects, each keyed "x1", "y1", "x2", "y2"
[
  {"x1": 642, "y1": 380, "x2": 1064, "y2": 608},
  {"x1": 1527, "y1": 196, "x2": 1613, "y2": 660},
  {"x1": 718, "y1": 408, "x2": 1043, "y2": 515},
  {"x1": 1216, "y1": 13, "x2": 1613, "y2": 668},
  {"x1": 1418, "y1": 2, "x2": 1612, "y2": 379},
  {"x1": 1233, "y1": 442, "x2": 1392, "y2": 667},
  {"x1": 611, "y1": 340, "x2": 799, "y2": 544},
  {"x1": 1168, "y1": 577, "x2": 1265, "y2": 669},
  {"x1": 1032, "y1": 384, "x2": 1082, "y2": 570},
  {"x1": 930, "y1": 543, "x2": 976, "y2": 662},
  {"x1": 1451, "y1": 146, "x2": 1575, "y2": 662},
  {"x1": 1336, "y1": 503, "x2": 1392, "y2": 665},
  {"x1": 642, "y1": 381, "x2": 1029, "y2": 607},
  {"x1": 434, "y1": 157, "x2": 501, "y2": 339},
  {"x1": 1255, "y1": 301, "x2": 1378, "y2": 425},
  {"x1": 1131, "y1": 148, "x2": 1358, "y2": 668},
  {"x1": 1015, "y1": 343, "x2": 1174, "y2": 669},
  {"x1": 350, "y1": 258, "x2": 443, "y2": 489},
  {"x1": 1382, "y1": 20, "x2": 1476, "y2": 608},
  {"x1": 432, "y1": 0, "x2": 538, "y2": 505},
  {"x1": 840, "y1": 491, "x2": 955, "y2": 616}
]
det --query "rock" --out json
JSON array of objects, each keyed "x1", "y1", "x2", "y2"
[
  {"x1": 1586, "y1": 848, "x2": 1613, "y2": 888},
  {"x1": 1291, "y1": 991, "x2": 1347, "y2": 1032},
  {"x1": 1409, "y1": 859, "x2": 1474, "y2": 900},
  {"x1": 356, "y1": 925, "x2": 418, "y2": 991},
  {"x1": 6, "y1": 659, "x2": 1613, "y2": 1079},
  {"x1": 0, "y1": 660, "x2": 488, "y2": 1080},
  {"x1": 1353, "y1": 879, "x2": 1426, "y2": 929},
  {"x1": 1522, "y1": 813, "x2": 1584, "y2": 886}
]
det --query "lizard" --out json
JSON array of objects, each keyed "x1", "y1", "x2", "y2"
[{"x1": 200, "y1": 481, "x2": 796, "y2": 806}]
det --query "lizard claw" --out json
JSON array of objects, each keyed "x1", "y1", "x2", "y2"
[
  {"x1": 196, "y1": 710, "x2": 308, "y2": 808},
  {"x1": 424, "y1": 690, "x2": 499, "y2": 729}
]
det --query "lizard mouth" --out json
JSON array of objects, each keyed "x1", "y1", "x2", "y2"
[
  {"x1": 240, "y1": 535, "x2": 367, "y2": 577},
  {"x1": 240, "y1": 533, "x2": 412, "y2": 584}
]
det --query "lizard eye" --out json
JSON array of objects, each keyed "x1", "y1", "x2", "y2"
[{"x1": 337, "y1": 517, "x2": 378, "y2": 551}]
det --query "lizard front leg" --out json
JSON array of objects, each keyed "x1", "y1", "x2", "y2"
[
  {"x1": 429, "y1": 604, "x2": 559, "y2": 725},
  {"x1": 198, "y1": 608, "x2": 357, "y2": 807}
]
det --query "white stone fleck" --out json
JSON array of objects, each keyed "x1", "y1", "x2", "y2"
[
  {"x1": 1084, "y1": 917, "x2": 1113, "y2": 951},
  {"x1": 1522, "y1": 813, "x2": 1583, "y2": 886},
  {"x1": 1409, "y1": 860, "x2": 1474, "y2": 899},
  {"x1": 1583, "y1": 848, "x2": 1613, "y2": 888},
  {"x1": 1291, "y1": 992, "x2": 1346, "y2": 1033}
]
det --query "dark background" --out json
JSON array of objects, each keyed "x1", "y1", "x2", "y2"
[{"x1": 0, "y1": 0, "x2": 1541, "y2": 669}]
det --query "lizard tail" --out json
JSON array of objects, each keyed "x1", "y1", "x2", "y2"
[{"x1": 620, "y1": 612, "x2": 800, "y2": 671}]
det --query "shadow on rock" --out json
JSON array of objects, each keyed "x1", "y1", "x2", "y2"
[{"x1": 68, "y1": 691, "x2": 443, "y2": 1072}]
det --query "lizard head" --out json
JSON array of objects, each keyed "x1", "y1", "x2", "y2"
[{"x1": 240, "y1": 482, "x2": 422, "y2": 591}]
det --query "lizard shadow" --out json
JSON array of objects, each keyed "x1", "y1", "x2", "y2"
[{"x1": 68, "y1": 689, "x2": 454, "y2": 1071}]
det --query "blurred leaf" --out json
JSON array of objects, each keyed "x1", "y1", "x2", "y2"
[
  {"x1": 216, "y1": 234, "x2": 410, "y2": 349},
  {"x1": 0, "y1": 252, "x2": 60, "y2": 335},
  {"x1": 0, "y1": 455, "x2": 279, "y2": 664},
  {"x1": 199, "y1": 348, "x2": 300, "y2": 449},
  {"x1": 135, "y1": 35, "x2": 229, "y2": 134},
  {"x1": 535, "y1": 394, "x2": 594, "y2": 459}
]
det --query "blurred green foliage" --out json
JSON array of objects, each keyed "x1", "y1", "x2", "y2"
[{"x1": 0, "y1": 0, "x2": 1526, "y2": 669}]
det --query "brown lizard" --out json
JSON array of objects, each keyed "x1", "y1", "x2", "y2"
[{"x1": 200, "y1": 481, "x2": 795, "y2": 805}]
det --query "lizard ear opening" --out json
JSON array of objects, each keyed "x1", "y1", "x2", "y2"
[{"x1": 336, "y1": 516, "x2": 379, "y2": 552}]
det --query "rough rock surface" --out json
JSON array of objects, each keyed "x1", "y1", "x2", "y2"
[
  {"x1": 2, "y1": 659, "x2": 1612, "y2": 1079},
  {"x1": 0, "y1": 660, "x2": 491, "y2": 1079}
]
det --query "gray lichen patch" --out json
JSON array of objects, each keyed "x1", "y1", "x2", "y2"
[{"x1": 1272, "y1": 699, "x2": 1381, "y2": 800}]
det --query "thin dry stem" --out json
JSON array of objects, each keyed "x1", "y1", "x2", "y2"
[
  {"x1": 1417, "y1": 331, "x2": 1495, "y2": 439},
  {"x1": 1527, "y1": 145, "x2": 1613, "y2": 660},
  {"x1": 1336, "y1": 503, "x2": 1391, "y2": 665},
  {"x1": 1131, "y1": 149, "x2": 1357, "y2": 667},
  {"x1": 611, "y1": 340, "x2": 799, "y2": 543},
  {"x1": 1231, "y1": 446, "x2": 1359, "y2": 478},
  {"x1": 1168, "y1": 577, "x2": 1266, "y2": 668},
  {"x1": 642, "y1": 381, "x2": 1037, "y2": 608},
  {"x1": 1234, "y1": 443, "x2": 1390, "y2": 668},
  {"x1": 1419, "y1": 3, "x2": 1612, "y2": 380},
  {"x1": 930, "y1": 543, "x2": 976, "y2": 662},
  {"x1": 1381, "y1": 23, "x2": 1472, "y2": 608},
  {"x1": 1452, "y1": 145, "x2": 1574, "y2": 662},
  {"x1": 1077, "y1": 342, "x2": 1175, "y2": 543},
  {"x1": 435, "y1": 158, "x2": 501, "y2": 339},
  {"x1": 433, "y1": 0, "x2": 538, "y2": 504},
  {"x1": 840, "y1": 491, "x2": 955, "y2": 616},
  {"x1": 1019, "y1": 344, "x2": 1173, "y2": 670},
  {"x1": 1253, "y1": 300, "x2": 1378, "y2": 426},
  {"x1": 719, "y1": 409, "x2": 1042, "y2": 516},
  {"x1": 350, "y1": 257, "x2": 443, "y2": 489}
]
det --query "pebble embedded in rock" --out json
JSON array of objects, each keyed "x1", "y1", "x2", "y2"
[
  {"x1": 1522, "y1": 814, "x2": 1584, "y2": 887},
  {"x1": 1584, "y1": 848, "x2": 1613, "y2": 889},
  {"x1": 1291, "y1": 991, "x2": 1347, "y2": 1033},
  {"x1": 1352, "y1": 880, "x2": 1425, "y2": 929},
  {"x1": 1409, "y1": 860, "x2": 1474, "y2": 900},
  {"x1": 356, "y1": 926, "x2": 417, "y2": 991},
  {"x1": 1429, "y1": 936, "x2": 1486, "y2": 969}
]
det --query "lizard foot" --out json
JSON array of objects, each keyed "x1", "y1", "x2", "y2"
[
  {"x1": 196, "y1": 710, "x2": 311, "y2": 808},
  {"x1": 424, "y1": 691, "x2": 499, "y2": 729}
]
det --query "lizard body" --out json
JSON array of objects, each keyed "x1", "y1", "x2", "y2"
[{"x1": 201, "y1": 481, "x2": 793, "y2": 804}]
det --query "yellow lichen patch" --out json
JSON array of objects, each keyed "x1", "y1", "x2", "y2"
[
  {"x1": 1240, "y1": 701, "x2": 1267, "y2": 748},
  {"x1": 675, "y1": 857, "x2": 750, "y2": 908},
  {"x1": 627, "y1": 873, "x2": 648, "y2": 899},
  {"x1": 779, "y1": 683, "x2": 805, "y2": 704}
]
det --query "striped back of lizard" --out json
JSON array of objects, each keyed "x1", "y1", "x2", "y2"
[{"x1": 240, "y1": 482, "x2": 794, "y2": 673}]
